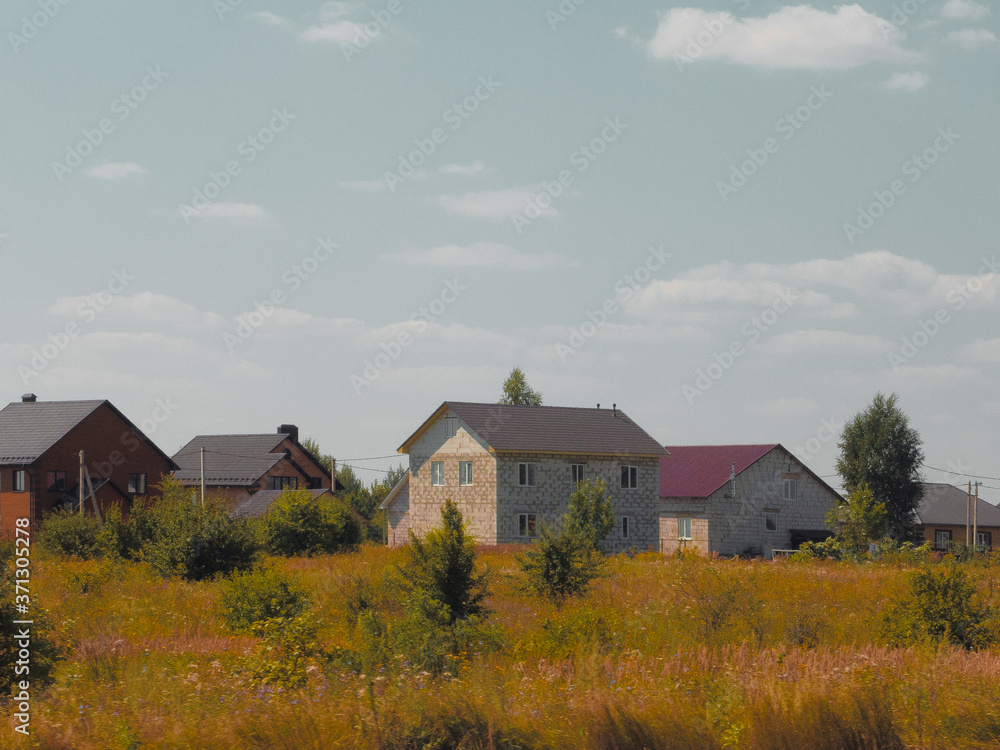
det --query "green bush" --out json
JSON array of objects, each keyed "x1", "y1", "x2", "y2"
[
  {"x1": 37, "y1": 509, "x2": 103, "y2": 559},
  {"x1": 518, "y1": 521, "x2": 605, "y2": 605},
  {"x1": 144, "y1": 478, "x2": 260, "y2": 581},
  {"x1": 242, "y1": 615, "x2": 329, "y2": 686},
  {"x1": 219, "y1": 566, "x2": 309, "y2": 633},
  {"x1": 98, "y1": 497, "x2": 156, "y2": 560},
  {"x1": 260, "y1": 490, "x2": 362, "y2": 556}
]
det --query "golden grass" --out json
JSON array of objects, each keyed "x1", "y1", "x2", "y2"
[{"x1": 8, "y1": 546, "x2": 1000, "y2": 749}]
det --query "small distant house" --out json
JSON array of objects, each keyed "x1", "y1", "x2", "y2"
[
  {"x1": 914, "y1": 482, "x2": 1000, "y2": 550},
  {"x1": 171, "y1": 424, "x2": 333, "y2": 515},
  {"x1": 384, "y1": 401, "x2": 667, "y2": 549},
  {"x1": 659, "y1": 444, "x2": 840, "y2": 558},
  {"x1": 0, "y1": 394, "x2": 177, "y2": 535}
]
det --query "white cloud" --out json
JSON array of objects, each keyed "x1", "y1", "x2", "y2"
[
  {"x1": 764, "y1": 329, "x2": 892, "y2": 355},
  {"x1": 300, "y1": 20, "x2": 366, "y2": 44},
  {"x1": 319, "y1": 2, "x2": 359, "y2": 21},
  {"x1": 386, "y1": 243, "x2": 576, "y2": 271},
  {"x1": 647, "y1": 5, "x2": 919, "y2": 70},
  {"x1": 438, "y1": 161, "x2": 490, "y2": 176},
  {"x1": 945, "y1": 28, "x2": 997, "y2": 49},
  {"x1": 960, "y1": 338, "x2": 1000, "y2": 362},
  {"x1": 246, "y1": 11, "x2": 288, "y2": 25},
  {"x1": 87, "y1": 161, "x2": 147, "y2": 180},
  {"x1": 182, "y1": 202, "x2": 268, "y2": 225},
  {"x1": 942, "y1": 0, "x2": 990, "y2": 21},
  {"x1": 435, "y1": 186, "x2": 555, "y2": 219},
  {"x1": 883, "y1": 71, "x2": 929, "y2": 90}
]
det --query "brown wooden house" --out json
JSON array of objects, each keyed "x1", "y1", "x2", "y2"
[
  {"x1": 914, "y1": 482, "x2": 1000, "y2": 550},
  {"x1": 0, "y1": 394, "x2": 177, "y2": 536},
  {"x1": 171, "y1": 424, "x2": 334, "y2": 515}
]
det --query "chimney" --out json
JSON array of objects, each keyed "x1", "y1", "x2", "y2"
[
  {"x1": 278, "y1": 424, "x2": 299, "y2": 443},
  {"x1": 613, "y1": 403, "x2": 617, "y2": 416},
  {"x1": 596, "y1": 403, "x2": 600, "y2": 409},
  {"x1": 21, "y1": 393, "x2": 37, "y2": 403}
]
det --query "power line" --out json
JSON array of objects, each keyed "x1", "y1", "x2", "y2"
[
  {"x1": 338, "y1": 454, "x2": 400, "y2": 462},
  {"x1": 921, "y1": 463, "x2": 1000, "y2": 482}
]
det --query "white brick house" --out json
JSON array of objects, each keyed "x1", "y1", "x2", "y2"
[
  {"x1": 659, "y1": 444, "x2": 840, "y2": 558},
  {"x1": 382, "y1": 402, "x2": 667, "y2": 550}
]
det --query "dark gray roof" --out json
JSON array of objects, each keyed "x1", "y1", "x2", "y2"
[
  {"x1": 916, "y1": 483, "x2": 1000, "y2": 527},
  {"x1": 231, "y1": 488, "x2": 331, "y2": 518},
  {"x1": 0, "y1": 400, "x2": 106, "y2": 465},
  {"x1": 172, "y1": 434, "x2": 288, "y2": 485},
  {"x1": 400, "y1": 402, "x2": 667, "y2": 456}
]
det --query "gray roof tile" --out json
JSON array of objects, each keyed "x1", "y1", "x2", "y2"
[
  {"x1": 231, "y1": 488, "x2": 331, "y2": 518},
  {"x1": 916, "y1": 482, "x2": 1000, "y2": 527},
  {"x1": 172, "y1": 434, "x2": 288, "y2": 485},
  {"x1": 0, "y1": 400, "x2": 105, "y2": 464}
]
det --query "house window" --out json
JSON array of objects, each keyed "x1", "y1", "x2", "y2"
[
  {"x1": 307, "y1": 476, "x2": 322, "y2": 490},
  {"x1": 935, "y1": 529, "x2": 952, "y2": 549},
  {"x1": 267, "y1": 476, "x2": 298, "y2": 491},
  {"x1": 977, "y1": 531, "x2": 992, "y2": 548},
  {"x1": 571, "y1": 464, "x2": 585, "y2": 487},
  {"x1": 765, "y1": 512, "x2": 779, "y2": 532},
  {"x1": 12, "y1": 470, "x2": 25, "y2": 492},
  {"x1": 445, "y1": 417, "x2": 458, "y2": 438},
  {"x1": 783, "y1": 479, "x2": 797, "y2": 501},
  {"x1": 518, "y1": 463, "x2": 536, "y2": 487},
  {"x1": 47, "y1": 471, "x2": 66, "y2": 492},
  {"x1": 128, "y1": 473, "x2": 147, "y2": 495},
  {"x1": 620, "y1": 465, "x2": 638, "y2": 489},
  {"x1": 431, "y1": 462, "x2": 445, "y2": 486},
  {"x1": 518, "y1": 513, "x2": 537, "y2": 538},
  {"x1": 678, "y1": 518, "x2": 692, "y2": 541},
  {"x1": 459, "y1": 461, "x2": 473, "y2": 486},
  {"x1": 621, "y1": 516, "x2": 631, "y2": 539}
]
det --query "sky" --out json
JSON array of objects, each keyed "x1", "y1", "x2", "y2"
[{"x1": 1, "y1": 0, "x2": 998, "y2": 498}]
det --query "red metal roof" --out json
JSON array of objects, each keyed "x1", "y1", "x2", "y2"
[{"x1": 660, "y1": 444, "x2": 779, "y2": 497}]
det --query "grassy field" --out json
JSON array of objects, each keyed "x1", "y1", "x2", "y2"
[{"x1": 8, "y1": 545, "x2": 1000, "y2": 749}]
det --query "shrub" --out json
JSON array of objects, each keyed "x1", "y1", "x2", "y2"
[
  {"x1": 242, "y1": 615, "x2": 329, "y2": 687},
  {"x1": 566, "y1": 478, "x2": 614, "y2": 552},
  {"x1": 220, "y1": 566, "x2": 309, "y2": 633},
  {"x1": 37, "y1": 509, "x2": 103, "y2": 559},
  {"x1": 260, "y1": 490, "x2": 362, "y2": 556},
  {"x1": 518, "y1": 522, "x2": 605, "y2": 605},
  {"x1": 98, "y1": 497, "x2": 155, "y2": 560},
  {"x1": 144, "y1": 479, "x2": 260, "y2": 580}
]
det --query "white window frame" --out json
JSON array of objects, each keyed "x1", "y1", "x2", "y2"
[
  {"x1": 12, "y1": 470, "x2": 25, "y2": 492},
  {"x1": 518, "y1": 513, "x2": 537, "y2": 538},
  {"x1": 571, "y1": 463, "x2": 585, "y2": 487},
  {"x1": 621, "y1": 515, "x2": 631, "y2": 539},
  {"x1": 977, "y1": 531, "x2": 992, "y2": 548},
  {"x1": 765, "y1": 512, "x2": 779, "y2": 532},
  {"x1": 518, "y1": 462, "x2": 536, "y2": 487},
  {"x1": 783, "y1": 479, "x2": 797, "y2": 501},
  {"x1": 677, "y1": 517, "x2": 692, "y2": 541},
  {"x1": 459, "y1": 461, "x2": 473, "y2": 486},
  {"x1": 935, "y1": 529, "x2": 952, "y2": 549},
  {"x1": 445, "y1": 417, "x2": 458, "y2": 438},
  {"x1": 431, "y1": 461, "x2": 445, "y2": 486},
  {"x1": 620, "y1": 465, "x2": 638, "y2": 489}
]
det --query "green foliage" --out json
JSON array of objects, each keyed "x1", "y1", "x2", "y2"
[
  {"x1": 881, "y1": 566, "x2": 996, "y2": 649},
  {"x1": 37, "y1": 509, "x2": 104, "y2": 559},
  {"x1": 98, "y1": 498, "x2": 156, "y2": 560},
  {"x1": 566, "y1": 478, "x2": 614, "y2": 552},
  {"x1": 259, "y1": 489, "x2": 361, "y2": 556},
  {"x1": 827, "y1": 483, "x2": 888, "y2": 555},
  {"x1": 836, "y1": 392, "x2": 925, "y2": 538},
  {"x1": 402, "y1": 500, "x2": 489, "y2": 625},
  {"x1": 219, "y1": 566, "x2": 309, "y2": 633},
  {"x1": 499, "y1": 366, "x2": 543, "y2": 405},
  {"x1": 144, "y1": 477, "x2": 260, "y2": 581},
  {"x1": 519, "y1": 522, "x2": 606, "y2": 605},
  {"x1": 242, "y1": 615, "x2": 329, "y2": 686},
  {"x1": 301, "y1": 436, "x2": 333, "y2": 469},
  {"x1": 536, "y1": 605, "x2": 625, "y2": 658}
]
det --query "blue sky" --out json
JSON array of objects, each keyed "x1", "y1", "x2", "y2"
[{"x1": 2, "y1": 0, "x2": 998, "y2": 495}]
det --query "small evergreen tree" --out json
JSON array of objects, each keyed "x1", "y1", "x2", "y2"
[
  {"x1": 518, "y1": 522, "x2": 605, "y2": 606},
  {"x1": 402, "y1": 500, "x2": 489, "y2": 625},
  {"x1": 566, "y1": 478, "x2": 614, "y2": 552}
]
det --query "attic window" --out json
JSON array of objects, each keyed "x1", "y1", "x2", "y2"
[
  {"x1": 783, "y1": 479, "x2": 797, "y2": 501},
  {"x1": 445, "y1": 417, "x2": 458, "y2": 438}
]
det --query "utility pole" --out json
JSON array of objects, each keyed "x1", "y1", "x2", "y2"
[
  {"x1": 79, "y1": 450, "x2": 85, "y2": 514},
  {"x1": 200, "y1": 446, "x2": 206, "y2": 507},
  {"x1": 966, "y1": 482, "x2": 972, "y2": 545},
  {"x1": 974, "y1": 482, "x2": 980, "y2": 549}
]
